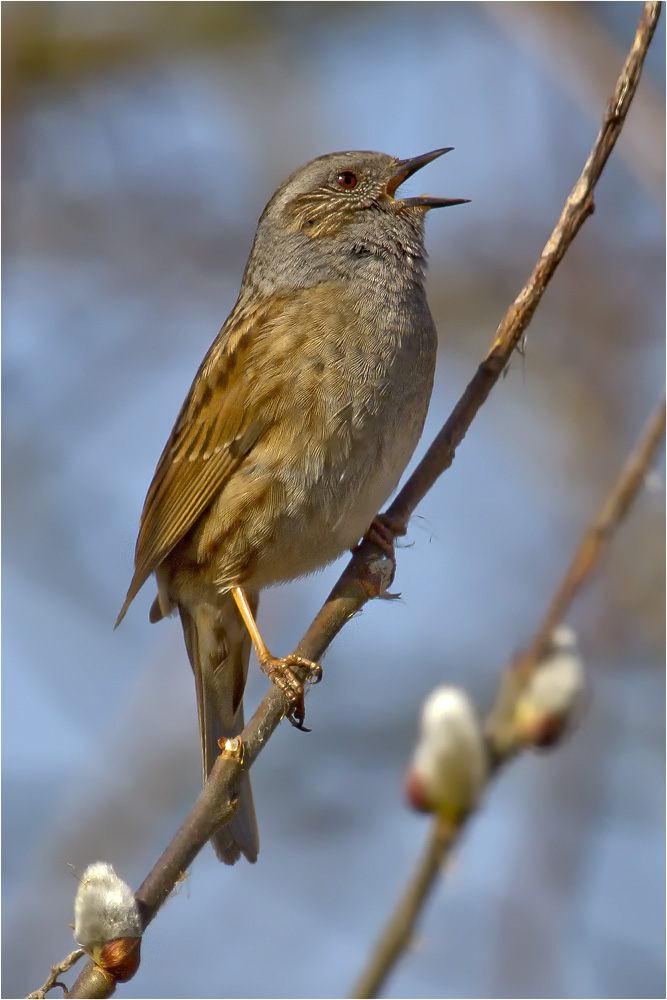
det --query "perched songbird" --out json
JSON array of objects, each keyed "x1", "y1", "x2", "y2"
[{"x1": 117, "y1": 148, "x2": 468, "y2": 863}]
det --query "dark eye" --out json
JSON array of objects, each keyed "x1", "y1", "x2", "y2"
[{"x1": 336, "y1": 171, "x2": 358, "y2": 189}]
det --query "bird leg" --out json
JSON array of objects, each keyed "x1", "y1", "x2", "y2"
[{"x1": 231, "y1": 587, "x2": 322, "y2": 728}]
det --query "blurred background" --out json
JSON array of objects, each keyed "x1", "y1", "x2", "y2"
[{"x1": 2, "y1": 3, "x2": 665, "y2": 998}]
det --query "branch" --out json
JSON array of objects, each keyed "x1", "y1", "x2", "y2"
[
  {"x1": 483, "y1": 1, "x2": 665, "y2": 197},
  {"x1": 351, "y1": 817, "x2": 458, "y2": 1000},
  {"x1": 348, "y1": 388, "x2": 665, "y2": 999},
  {"x1": 383, "y1": 0, "x2": 661, "y2": 532},
  {"x1": 488, "y1": 389, "x2": 667, "y2": 753},
  {"x1": 63, "y1": 2, "x2": 660, "y2": 997},
  {"x1": 26, "y1": 950, "x2": 84, "y2": 999}
]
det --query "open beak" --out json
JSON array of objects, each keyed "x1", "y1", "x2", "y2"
[{"x1": 387, "y1": 147, "x2": 470, "y2": 209}]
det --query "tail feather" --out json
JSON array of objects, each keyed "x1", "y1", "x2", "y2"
[{"x1": 179, "y1": 592, "x2": 260, "y2": 864}]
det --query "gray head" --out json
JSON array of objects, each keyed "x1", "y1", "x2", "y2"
[{"x1": 242, "y1": 148, "x2": 468, "y2": 294}]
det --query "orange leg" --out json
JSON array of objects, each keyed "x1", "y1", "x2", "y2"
[{"x1": 232, "y1": 587, "x2": 322, "y2": 728}]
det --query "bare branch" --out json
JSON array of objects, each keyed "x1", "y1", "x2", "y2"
[
  {"x1": 517, "y1": 394, "x2": 665, "y2": 675},
  {"x1": 349, "y1": 391, "x2": 665, "y2": 998},
  {"x1": 483, "y1": 1, "x2": 665, "y2": 197},
  {"x1": 26, "y1": 950, "x2": 84, "y2": 999},
  {"x1": 350, "y1": 818, "x2": 458, "y2": 1000},
  {"x1": 383, "y1": 0, "x2": 662, "y2": 531},
  {"x1": 487, "y1": 389, "x2": 666, "y2": 753},
  {"x1": 64, "y1": 2, "x2": 661, "y2": 996}
]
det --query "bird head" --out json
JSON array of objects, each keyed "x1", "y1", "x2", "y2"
[{"x1": 274, "y1": 147, "x2": 469, "y2": 239}]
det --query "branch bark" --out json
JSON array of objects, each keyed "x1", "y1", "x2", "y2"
[{"x1": 60, "y1": 2, "x2": 661, "y2": 997}]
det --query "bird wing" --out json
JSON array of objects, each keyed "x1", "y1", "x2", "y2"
[{"x1": 116, "y1": 297, "x2": 281, "y2": 625}]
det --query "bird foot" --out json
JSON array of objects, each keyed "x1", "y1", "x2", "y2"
[
  {"x1": 355, "y1": 513, "x2": 406, "y2": 561},
  {"x1": 258, "y1": 653, "x2": 322, "y2": 729}
]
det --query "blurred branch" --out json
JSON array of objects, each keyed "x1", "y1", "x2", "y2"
[
  {"x1": 351, "y1": 817, "x2": 458, "y2": 1000},
  {"x1": 58, "y1": 2, "x2": 661, "y2": 997},
  {"x1": 489, "y1": 390, "x2": 667, "y2": 750},
  {"x1": 483, "y1": 1, "x2": 665, "y2": 197},
  {"x1": 382, "y1": 0, "x2": 661, "y2": 532},
  {"x1": 348, "y1": 388, "x2": 665, "y2": 998}
]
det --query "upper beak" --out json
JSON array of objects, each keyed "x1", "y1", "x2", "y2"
[{"x1": 386, "y1": 147, "x2": 470, "y2": 209}]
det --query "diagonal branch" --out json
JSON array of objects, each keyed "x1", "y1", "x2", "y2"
[
  {"x1": 349, "y1": 389, "x2": 666, "y2": 1000},
  {"x1": 62, "y1": 3, "x2": 661, "y2": 997},
  {"x1": 488, "y1": 390, "x2": 667, "y2": 752},
  {"x1": 383, "y1": 0, "x2": 661, "y2": 532}
]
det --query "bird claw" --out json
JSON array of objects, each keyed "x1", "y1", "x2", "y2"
[
  {"x1": 259, "y1": 653, "x2": 322, "y2": 729},
  {"x1": 353, "y1": 513, "x2": 407, "y2": 561}
]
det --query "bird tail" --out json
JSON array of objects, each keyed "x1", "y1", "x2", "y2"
[{"x1": 179, "y1": 592, "x2": 260, "y2": 864}]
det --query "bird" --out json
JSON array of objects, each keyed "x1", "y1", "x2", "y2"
[{"x1": 116, "y1": 147, "x2": 468, "y2": 863}]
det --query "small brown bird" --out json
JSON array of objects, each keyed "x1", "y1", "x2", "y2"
[{"x1": 117, "y1": 148, "x2": 468, "y2": 863}]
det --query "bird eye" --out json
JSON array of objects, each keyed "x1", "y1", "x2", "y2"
[{"x1": 336, "y1": 171, "x2": 358, "y2": 190}]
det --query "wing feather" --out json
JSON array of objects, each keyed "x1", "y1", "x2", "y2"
[{"x1": 116, "y1": 299, "x2": 279, "y2": 624}]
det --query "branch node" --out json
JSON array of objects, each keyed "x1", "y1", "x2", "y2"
[{"x1": 360, "y1": 554, "x2": 396, "y2": 599}]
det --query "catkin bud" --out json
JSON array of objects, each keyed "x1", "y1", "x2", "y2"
[
  {"x1": 405, "y1": 687, "x2": 487, "y2": 821},
  {"x1": 74, "y1": 862, "x2": 142, "y2": 982},
  {"x1": 514, "y1": 625, "x2": 585, "y2": 748}
]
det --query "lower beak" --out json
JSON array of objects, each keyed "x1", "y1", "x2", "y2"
[{"x1": 387, "y1": 147, "x2": 470, "y2": 209}]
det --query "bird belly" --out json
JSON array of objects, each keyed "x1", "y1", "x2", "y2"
[
  {"x1": 165, "y1": 291, "x2": 437, "y2": 601},
  {"x1": 206, "y1": 350, "x2": 433, "y2": 588}
]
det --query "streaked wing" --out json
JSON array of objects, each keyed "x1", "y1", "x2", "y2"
[{"x1": 116, "y1": 299, "x2": 278, "y2": 624}]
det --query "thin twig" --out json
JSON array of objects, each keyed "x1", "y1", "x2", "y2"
[
  {"x1": 64, "y1": 3, "x2": 661, "y2": 997},
  {"x1": 517, "y1": 394, "x2": 666, "y2": 676},
  {"x1": 488, "y1": 390, "x2": 666, "y2": 752},
  {"x1": 349, "y1": 393, "x2": 665, "y2": 998},
  {"x1": 350, "y1": 818, "x2": 459, "y2": 1000},
  {"x1": 26, "y1": 950, "x2": 84, "y2": 999},
  {"x1": 383, "y1": 0, "x2": 661, "y2": 532},
  {"x1": 483, "y1": 1, "x2": 665, "y2": 197}
]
